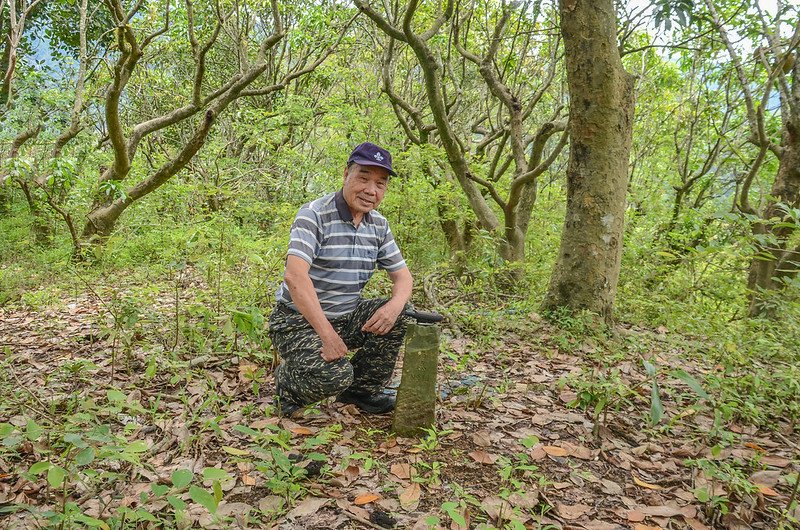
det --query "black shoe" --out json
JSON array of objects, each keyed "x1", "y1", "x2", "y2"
[{"x1": 336, "y1": 390, "x2": 396, "y2": 414}]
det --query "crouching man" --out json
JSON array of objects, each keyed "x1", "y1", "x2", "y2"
[{"x1": 268, "y1": 142, "x2": 413, "y2": 417}]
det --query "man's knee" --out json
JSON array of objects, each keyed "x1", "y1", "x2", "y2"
[
  {"x1": 313, "y1": 360, "x2": 355, "y2": 397},
  {"x1": 279, "y1": 358, "x2": 354, "y2": 402}
]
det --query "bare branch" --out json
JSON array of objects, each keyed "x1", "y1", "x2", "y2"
[
  {"x1": 514, "y1": 127, "x2": 568, "y2": 187},
  {"x1": 465, "y1": 171, "x2": 507, "y2": 210},
  {"x1": 354, "y1": 0, "x2": 407, "y2": 42}
]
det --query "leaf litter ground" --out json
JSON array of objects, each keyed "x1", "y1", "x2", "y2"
[{"x1": 0, "y1": 273, "x2": 797, "y2": 529}]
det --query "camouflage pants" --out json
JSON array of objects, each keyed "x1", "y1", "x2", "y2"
[{"x1": 268, "y1": 298, "x2": 407, "y2": 407}]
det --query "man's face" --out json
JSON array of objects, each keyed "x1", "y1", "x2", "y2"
[{"x1": 342, "y1": 163, "x2": 390, "y2": 216}]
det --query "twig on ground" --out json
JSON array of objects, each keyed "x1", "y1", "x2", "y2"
[
  {"x1": 6, "y1": 363, "x2": 56, "y2": 420},
  {"x1": 775, "y1": 432, "x2": 799, "y2": 452}
]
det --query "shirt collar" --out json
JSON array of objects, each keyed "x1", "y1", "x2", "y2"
[{"x1": 334, "y1": 189, "x2": 372, "y2": 224}]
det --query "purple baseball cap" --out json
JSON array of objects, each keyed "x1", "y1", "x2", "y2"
[{"x1": 347, "y1": 142, "x2": 397, "y2": 177}]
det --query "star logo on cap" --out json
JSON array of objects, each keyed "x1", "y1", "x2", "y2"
[{"x1": 374, "y1": 152, "x2": 384, "y2": 161}]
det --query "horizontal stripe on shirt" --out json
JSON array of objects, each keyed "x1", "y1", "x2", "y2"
[{"x1": 275, "y1": 190, "x2": 407, "y2": 317}]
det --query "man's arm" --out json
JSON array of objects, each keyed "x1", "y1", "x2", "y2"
[
  {"x1": 283, "y1": 255, "x2": 348, "y2": 362},
  {"x1": 362, "y1": 266, "x2": 413, "y2": 335}
]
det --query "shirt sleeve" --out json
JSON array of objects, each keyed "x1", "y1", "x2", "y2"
[
  {"x1": 286, "y1": 206, "x2": 322, "y2": 264},
  {"x1": 377, "y1": 225, "x2": 407, "y2": 271}
]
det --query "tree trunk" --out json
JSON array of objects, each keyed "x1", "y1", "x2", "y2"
[
  {"x1": 748, "y1": 121, "x2": 800, "y2": 316},
  {"x1": 81, "y1": 110, "x2": 218, "y2": 242},
  {"x1": 542, "y1": 0, "x2": 634, "y2": 321}
]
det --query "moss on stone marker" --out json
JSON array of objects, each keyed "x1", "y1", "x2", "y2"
[{"x1": 392, "y1": 322, "x2": 440, "y2": 437}]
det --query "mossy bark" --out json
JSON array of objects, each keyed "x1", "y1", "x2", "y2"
[
  {"x1": 392, "y1": 323, "x2": 439, "y2": 437},
  {"x1": 542, "y1": 0, "x2": 635, "y2": 322}
]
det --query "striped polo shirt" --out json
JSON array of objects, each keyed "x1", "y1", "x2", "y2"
[{"x1": 275, "y1": 190, "x2": 407, "y2": 318}]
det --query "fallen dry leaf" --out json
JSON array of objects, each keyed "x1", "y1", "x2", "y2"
[
  {"x1": 481, "y1": 497, "x2": 515, "y2": 521},
  {"x1": 336, "y1": 498, "x2": 370, "y2": 520},
  {"x1": 562, "y1": 441, "x2": 593, "y2": 460},
  {"x1": 600, "y1": 479, "x2": 623, "y2": 495},
  {"x1": 399, "y1": 483, "x2": 421, "y2": 510},
  {"x1": 469, "y1": 450, "x2": 499, "y2": 464},
  {"x1": 632, "y1": 474, "x2": 663, "y2": 490},
  {"x1": 555, "y1": 502, "x2": 591, "y2": 520},
  {"x1": 750, "y1": 470, "x2": 781, "y2": 487},
  {"x1": 353, "y1": 493, "x2": 380, "y2": 505},
  {"x1": 627, "y1": 510, "x2": 646, "y2": 522},
  {"x1": 289, "y1": 426, "x2": 313, "y2": 436},
  {"x1": 757, "y1": 485, "x2": 780, "y2": 497},
  {"x1": 685, "y1": 518, "x2": 712, "y2": 530},
  {"x1": 216, "y1": 502, "x2": 254, "y2": 518},
  {"x1": 287, "y1": 496, "x2": 328, "y2": 518},
  {"x1": 391, "y1": 463, "x2": 412, "y2": 480},
  {"x1": 543, "y1": 445, "x2": 569, "y2": 457},
  {"x1": 761, "y1": 456, "x2": 791, "y2": 467},
  {"x1": 530, "y1": 446, "x2": 547, "y2": 460},
  {"x1": 258, "y1": 495, "x2": 284, "y2": 513},
  {"x1": 637, "y1": 505, "x2": 696, "y2": 518},
  {"x1": 581, "y1": 521, "x2": 620, "y2": 530},
  {"x1": 344, "y1": 465, "x2": 360, "y2": 481},
  {"x1": 471, "y1": 431, "x2": 492, "y2": 447},
  {"x1": 634, "y1": 525, "x2": 662, "y2": 530}
]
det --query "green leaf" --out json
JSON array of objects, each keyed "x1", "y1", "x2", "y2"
[
  {"x1": 521, "y1": 435, "x2": 540, "y2": 449},
  {"x1": 145, "y1": 355, "x2": 157, "y2": 379},
  {"x1": 25, "y1": 420, "x2": 43, "y2": 441},
  {"x1": 221, "y1": 445, "x2": 249, "y2": 456},
  {"x1": 213, "y1": 480, "x2": 223, "y2": 503},
  {"x1": 107, "y1": 389, "x2": 126, "y2": 402},
  {"x1": 670, "y1": 369, "x2": 709, "y2": 399},
  {"x1": 131, "y1": 508, "x2": 158, "y2": 522},
  {"x1": 150, "y1": 484, "x2": 170, "y2": 497},
  {"x1": 189, "y1": 486, "x2": 218, "y2": 514},
  {"x1": 47, "y1": 465, "x2": 66, "y2": 488},
  {"x1": 0, "y1": 423, "x2": 14, "y2": 437},
  {"x1": 694, "y1": 487, "x2": 711, "y2": 502},
  {"x1": 73, "y1": 513, "x2": 109, "y2": 529},
  {"x1": 171, "y1": 469, "x2": 193, "y2": 489},
  {"x1": 233, "y1": 425, "x2": 262, "y2": 438},
  {"x1": 167, "y1": 495, "x2": 187, "y2": 511},
  {"x1": 75, "y1": 447, "x2": 96, "y2": 466},
  {"x1": 202, "y1": 467, "x2": 232, "y2": 482},
  {"x1": 442, "y1": 502, "x2": 465, "y2": 526},
  {"x1": 2, "y1": 434, "x2": 23, "y2": 448},
  {"x1": 650, "y1": 380, "x2": 663, "y2": 426},
  {"x1": 642, "y1": 359, "x2": 656, "y2": 377},
  {"x1": 64, "y1": 432, "x2": 88, "y2": 449},
  {"x1": 125, "y1": 440, "x2": 149, "y2": 453},
  {"x1": 29, "y1": 461, "x2": 52, "y2": 475}
]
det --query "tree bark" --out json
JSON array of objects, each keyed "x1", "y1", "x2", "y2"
[
  {"x1": 542, "y1": 0, "x2": 634, "y2": 321},
  {"x1": 747, "y1": 120, "x2": 800, "y2": 315}
]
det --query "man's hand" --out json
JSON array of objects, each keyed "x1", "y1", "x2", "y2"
[
  {"x1": 320, "y1": 330, "x2": 348, "y2": 362},
  {"x1": 362, "y1": 301, "x2": 404, "y2": 335}
]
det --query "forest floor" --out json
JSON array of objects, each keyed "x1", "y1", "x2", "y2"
[{"x1": 0, "y1": 269, "x2": 798, "y2": 530}]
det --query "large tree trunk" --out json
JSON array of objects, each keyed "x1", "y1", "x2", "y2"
[
  {"x1": 747, "y1": 121, "x2": 800, "y2": 316},
  {"x1": 542, "y1": 0, "x2": 634, "y2": 321}
]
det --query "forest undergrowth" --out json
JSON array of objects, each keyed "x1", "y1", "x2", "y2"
[{"x1": 1, "y1": 212, "x2": 799, "y2": 530}]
